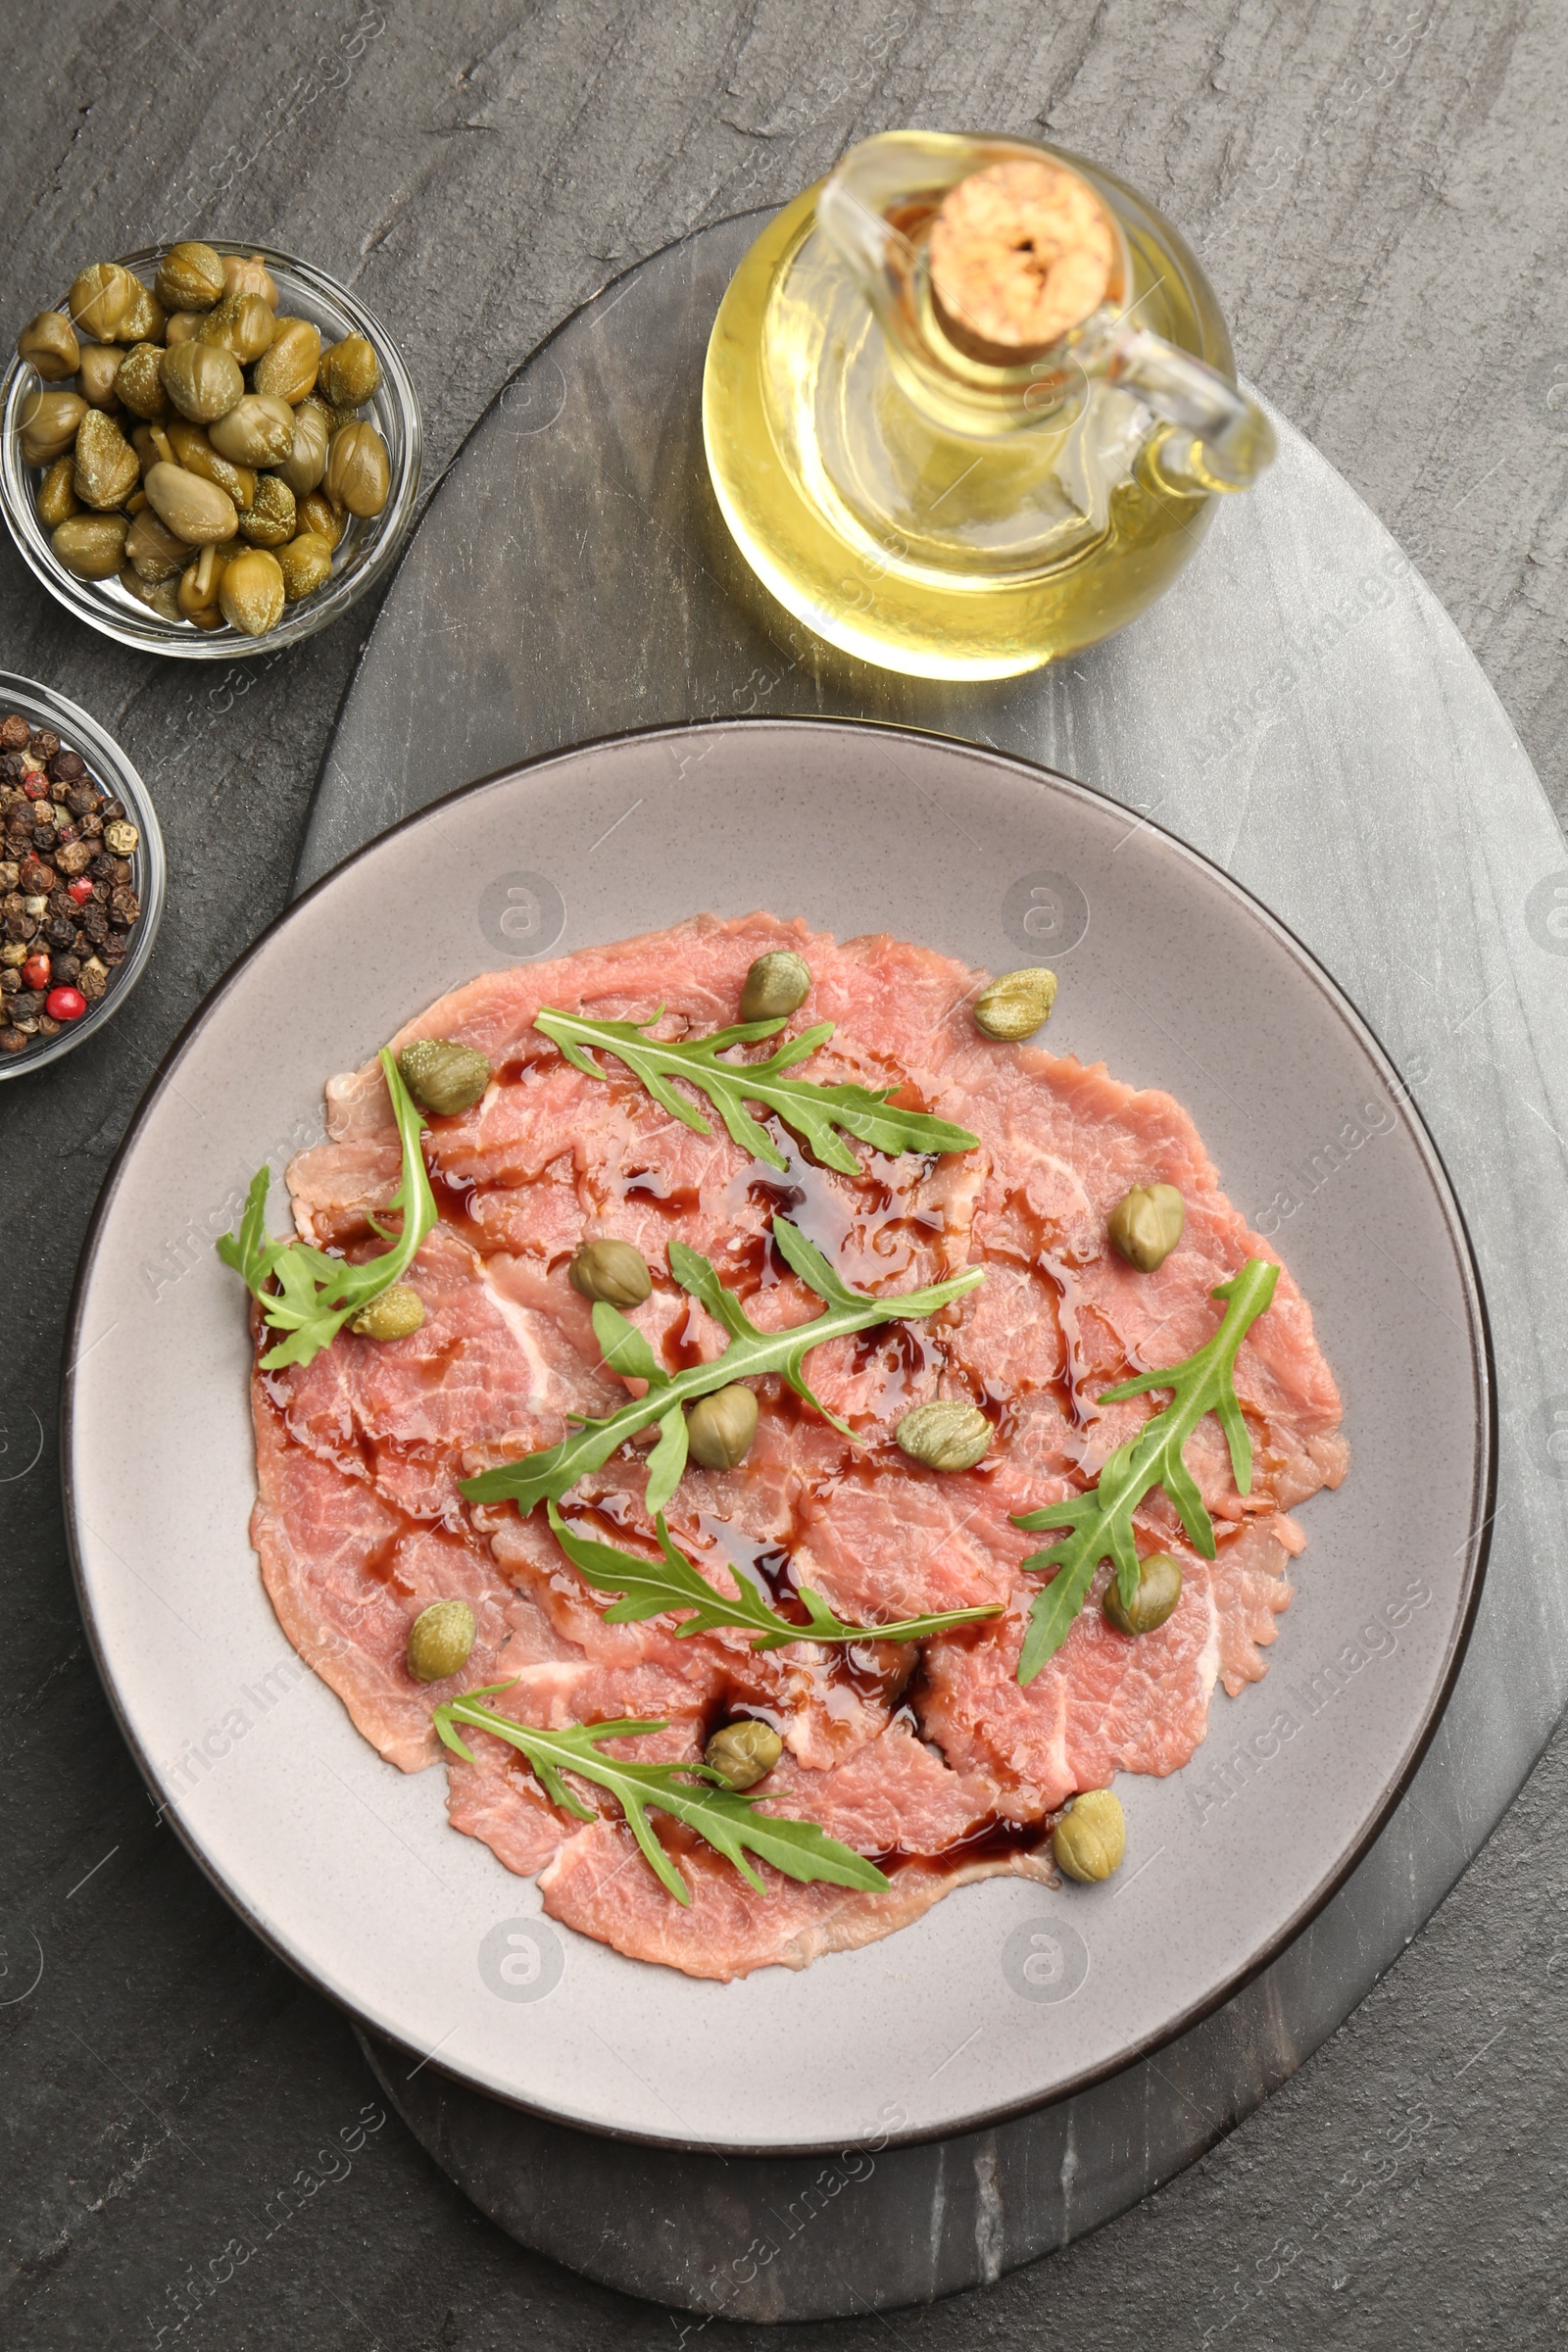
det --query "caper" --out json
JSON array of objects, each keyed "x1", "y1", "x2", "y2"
[
  {"x1": 67, "y1": 262, "x2": 135, "y2": 343},
  {"x1": 254, "y1": 317, "x2": 321, "y2": 405},
  {"x1": 318, "y1": 333, "x2": 382, "y2": 409},
  {"x1": 166, "y1": 416, "x2": 255, "y2": 510},
  {"x1": 197, "y1": 289, "x2": 275, "y2": 367},
  {"x1": 277, "y1": 398, "x2": 330, "y2": 496},
  {"x1": 405, "y1": 1596, "x2": 475, "y2": 1683},
  {"x1": 144, "y1": 460, "x2": 237, "y2": 546},
  {"x1": 1052, "y1": 1788, "x2": 1126, "y2": 1884},
  {"x1": 323, "y1": 418, "x2": 390, "y2": 516},
  {"x1": 740, "y1": 949, "x2": 810, "y2": 1021},
  {"x1": 974, "y1": 966, "x2": 1058, "y2": 1041},
  {"x1": 176, "y1": 542, "x2": 229, "y2": 628},
  {"x1": 237, "y1": 471, "x2": 296, "y2": 548},
  {"x1": 704, "y1": 1719, "x2": 782, "y2": 1791},
  {"x1": 567, "y1": 1235, "x2": 653, "y2": 1307},
  {"x1": 156, "y1": 240, "x2": 225, "y2": 314},
  {"x1": 114, "y1": 279, "x2": 164, "y2": 347},
  {"x1": 51, "y1": 512, "x2": 128, "y2": 579},
  {"x1": 17, "y1": 310, "x2": 79, "y2": 381},
  {"x1": 397, "y1": 1036, "x2": 494, "y2": 1118},
  {"x1": 123, "y1": 507, "x2": 191, "y2": 584},
  {"x1": 1102, "y1": 1552, "x2": 1183, "y2": 1638},
  {"x1": 164, "y1": 309, "x2": 206, "y2": 348},
  {"x1": 352, "y1": 1283, "x2": 426, "y2": 1341},
  {"x1": 74, "y1": 409, "x2": 139, "y2": 510},
  {"x1": 117, "y1": 564, "x2": 182, "y2": 622},
  {"x1": 686, "y1": 1384, "x2": 760, "y2": 1471},
  {"x1": 161, "y1": 338, "x2": 244, "y2": 423},
  {"x1": 71, "y1": 343, "x2": 120, "y2": 413},
  {"x1": 298, "y1": 488, "x2": 344, "y2": 547},
  {"x1": 1106, "y1": 1183, "x2": 1185, "y2": 1273},
  {"x1": 896, "y1": 1399, "x2": 992, "y2": 1472},
  {"x1": 19, "y1": 388, "x2": 84, "y2": 466},
  {"x1": 221, "y1": 251, "x2": 279, "y2": 308},
  {"x1": 275, "y1": 530, "x2": 334, "y2": 602},
  {"x1": 209, "y1": 391, "x2": 296, "y2": 467},
  {"x1": 114, "y1": 342, "x2": 170, "y2": 422},
  {"x1": 36, "y1": 454, "x2": 80, "y2": 527},
  {"x1": 218, "y1": 546, "x2": 285, "y2": 636}
]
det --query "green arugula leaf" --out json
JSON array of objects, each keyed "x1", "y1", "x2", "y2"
[
  {"x1": 460, "y1": 1214, "x2": 984, "y2": 1515},
  {"x1": 217, "y1": 1050, "x2": 438, "y2": 1372},
  {"x1": 546, "y1": 1498, "x2": 1003, "y2": 1649},
  {"x1": 533, "y1": 1004, "x2": 979, "y2": 1176},
  {"x1": 591, "y1": 1300, "x2": 669, "y2": 1389},
  {"x1": 1010, "y1": 1259, "x2": 1280, "y2": 1684},
  {"x1": 432, "y1": 1684, "x2": 888, "y2": 1905},
  {"x1": 643, "y1": 1405, "x2": 690, "y2": 1514}
]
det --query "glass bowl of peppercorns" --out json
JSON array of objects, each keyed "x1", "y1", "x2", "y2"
[{"x1": 0, "y1": 669, "x2": 164, "y2": 1076}]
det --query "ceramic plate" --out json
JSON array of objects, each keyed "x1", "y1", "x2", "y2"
[{"x1": 65, "y1": 718, "x2": 1490, "y2": 2153}]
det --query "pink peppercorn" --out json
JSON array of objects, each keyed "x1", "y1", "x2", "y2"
[
  {"x1": 45, "y1": 985, "x2": 86, "y2": 1022},
  {"x1": 68, "y1": 876, "x2": 93, "y2": 904}
]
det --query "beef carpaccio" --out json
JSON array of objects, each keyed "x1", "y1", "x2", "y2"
[{"x1": 247, "y1": 913, "x2": 1348, "y2": 1980}]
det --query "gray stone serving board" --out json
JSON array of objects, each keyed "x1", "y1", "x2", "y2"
[{"x1": 291, "y1": 212, "x2": 1568, "y2": 2318}]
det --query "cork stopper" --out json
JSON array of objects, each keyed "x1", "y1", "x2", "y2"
[{"x1": 928, "y1": 158, "x2": 1119, "y2": 362}]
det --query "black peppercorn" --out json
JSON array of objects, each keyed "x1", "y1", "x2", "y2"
[
  {"x1": 49, "y1": 750, "x2": 86, "y2": 783},
  {"x1": 28, "y1": 730, "x2": 59, "y2": 762},
  {"x1": 11, "y1": 990, "x2": 42, "y2": 1019},
  {"x1": 65, "y1": 782, "x2": 96, "y2": 817}
]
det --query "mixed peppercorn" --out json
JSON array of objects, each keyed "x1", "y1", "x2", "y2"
[{"x1": 0, "y1": 710, "x2": 142, "y2": 1055}]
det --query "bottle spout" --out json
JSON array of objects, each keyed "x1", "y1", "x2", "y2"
[{"x1": 815, "y1": 132, "x2": 941, "y2": 340}]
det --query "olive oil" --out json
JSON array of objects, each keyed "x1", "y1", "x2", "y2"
[{"x1": 704, "y1": 133, "x2": 1273, "y2": 680}]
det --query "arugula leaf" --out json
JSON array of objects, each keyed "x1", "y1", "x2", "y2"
[
  {"x1": 644, "y1": 1405, "x2": 690, "y2": 1514},
  {"x1": 460, "y1": 1214, "x2": 984, "y2": 1515},
  {"x1": 432, "y1": 1685, "x2": 888, "y2": 1905},
  {"x1": 217, "y1": 1050, "x2": 438, "y2": 1371},
  {"x1": 546, "y1": 1498, "x2": 1003, "y2": 1649},
  {"x1": 533, "y1": 1004, "x2": 979, "y2": 1176},
  {"x1": 1010, "y1": 1259, "x2": 1280, "y2": 1684}
]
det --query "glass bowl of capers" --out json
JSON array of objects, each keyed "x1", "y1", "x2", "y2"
[{"x1": 0, "y1": 240, "x2": 421, "y2": 659}]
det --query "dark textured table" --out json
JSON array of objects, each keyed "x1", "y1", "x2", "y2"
[{"x1": 5, "y1": 7, "x2": 1568, "y2": 2348}]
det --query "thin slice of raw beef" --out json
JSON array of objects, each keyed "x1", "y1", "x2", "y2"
[{"x1": 537, "y1": 1726, "x2": 1053, "y2": 1981}]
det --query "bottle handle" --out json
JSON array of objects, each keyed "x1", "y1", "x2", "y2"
[{"x1": 1110, "y1": 326, "x2": 1276, "y2": 494}]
